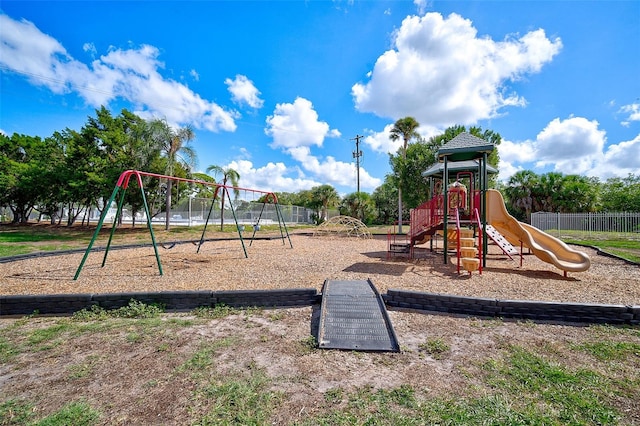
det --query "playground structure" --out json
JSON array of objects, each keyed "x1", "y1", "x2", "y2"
[
  {"x1": 389, "y1": 133, "x2": 590, "y2": 276},
  {"x1": 73, "y1": 170, "x2": 292, "y2": 280},
  {"x1": 313, "y1": 215, "x2": 371, "y2": 239}
]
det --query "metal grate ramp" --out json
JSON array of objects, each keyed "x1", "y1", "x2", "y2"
[{"x1": 318, "y1": 279, "x2": 399, "y2": 352}]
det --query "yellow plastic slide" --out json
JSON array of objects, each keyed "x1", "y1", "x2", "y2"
[{"x1": 485, "y1": 189, "x2": 590, "y2": 273}]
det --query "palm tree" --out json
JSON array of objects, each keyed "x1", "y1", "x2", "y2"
[
  {"x1": 312, "y1": 184, "x2": 339, "y2": 223},
  {"x1": 206, "y1": 165, "x2": 240, "y2": 230},
  {"x1": 149, "y1": 119, "x2": 196, "y2": 230},
  {"x1": 389, "y1": 117, "x2": 420, "y2": 232},
  {"x1": 505, "y1": 170, "x2": 538, "y2": 223}
]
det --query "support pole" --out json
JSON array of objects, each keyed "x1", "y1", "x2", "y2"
[
  {"x1": 275, "y1": 202, "x2": 293, "y2": 248},
  {"x1": 101, "y1": 186, "x2": 128, "y2": 267},
  {"x1": 73, "y1": 185, "x2": 121, "y2": 280},
  {"x1": 226, "y1": 188, "x2": 248, "y2": 258},
  {"x1": 137, "y1": 172, "x2": 163, "y2": 275},
  {"x1": 198, "y1": 187, "x2": 220, "y2": 254},
  {"x1": 482, "y1": 153, "x2": 489, "y2": 268},
  {"x1": 442, "y1": 156, "x2": 449, "y2": 264}
]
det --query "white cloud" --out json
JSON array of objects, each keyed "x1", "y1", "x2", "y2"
[
  {"x1": 364, "y1": 122, "x2": 440, "y2": 155},
  {"x1": 225, "y1": 74, "x2": 264, "y2": 109},
  {"x1": 190, "y1": 69, "x2": 200, "y2": 81},
  {"x1": 265, "y1": 97, "x2": 340, "y2": 150},
  {"x1": 225, "y1": 160, "x2": 321, "y2": 194},
  {"x1": 364, "y1": 124, "x2": 401, "y2": 154},
  {"x1": 352, "y1": 12, "x2": 562, "y2": 126},
  {"x1": 496, "y1": 117, "x2": 640, "y2": 181},
  {"x1": 82, "y1": 42, "x2": 97, "y2": 57},
  {"x1": 264, "y1": 98, "x2": 380, "y2": 190},
  {"x1": 413, "y1": 0, "x2": 428, "y2": 15},
  {"x1": 533, "y1": 117, "x2": 605, "y2": 174},
  {"x1": 602, "y1": 133, "x2": 640, "y2": 175},
  {"x1": 0, "y1": 13, "x2": 238, "y2": 132},
  {"x1": 619, "y1": 102, "x2": 640, "y2": 127},
  {"x1": 499, "y1": 138, "x2": 537, "y2": 165}
]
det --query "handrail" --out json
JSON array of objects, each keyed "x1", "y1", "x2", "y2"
[
  {"x1": 454, "y1": 207, "x2": 461, "y2": 274},
  {"x1": 473, "y1": 207, "x2": 483, "y2": 275},
  {"x1": 409, "y1": 195, "x2": 444, "y2": 242}
]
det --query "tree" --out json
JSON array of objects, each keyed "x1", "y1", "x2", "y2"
[
  {"x1": 388, "y1": 139, "x2": 437, "y2": 210},
  {"x1": 504, "y1": 170, "x2": 538, "y2": 222},
  {"x1": 0, "y1": 134, "x2": 48, "y2": 223},
  {"x1": 149, "y1": 119, "x2": 197, "y2": 230},
  {"x1": 311, "y1": 184, "x2": 339, "y2": 224},
  {"x1": 339, "y1": 192, "x2": 376, "y2": 224},
  {"x1": 206, "y1": 165, "x2": 240, "y2": 230},
  {"x1": 371, "y1": 177, "x2": 398, "y2": 225},
  {"x1": 389, "y1": 117, "x2": 420, "y2": 232},
  {"x1": 601, "y1": 174, "x2": 640, "y2": 212},
  {"x1": 556, "y1": 174, "x2": 599, "y2": 213}
]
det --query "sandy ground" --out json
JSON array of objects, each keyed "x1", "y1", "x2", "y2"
[{"x1": 1, "y1": 233, "x2": 639, "y2": 305}]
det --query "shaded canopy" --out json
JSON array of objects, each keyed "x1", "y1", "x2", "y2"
[{"x1": 422, "y1": 159, "x2": 498, "y2": 178}]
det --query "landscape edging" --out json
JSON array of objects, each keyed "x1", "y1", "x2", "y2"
[
  {"x1": 383, "y1": 289, "x2": 640, "y2": 325},
  {"x1": 0, "y1": 289, "x2": 638, "y2": 325}
]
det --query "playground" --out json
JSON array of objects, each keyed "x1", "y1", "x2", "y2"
[
  {"x1": 1, "y1": 233, "x2": 640, "y2": 423},
  {"x1": 1, "y1": 232, "x2": 638, "y2": 306},
  {"x1": 2, "y1": 139, "x2": 640, "y2": 422},
  {"x1": 2, "y1": 134, "x2": 638, "y2": 307}
]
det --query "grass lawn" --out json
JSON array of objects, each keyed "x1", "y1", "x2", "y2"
[{"x1": 1, "y1": 303, "x2": 639, "y2": 425}]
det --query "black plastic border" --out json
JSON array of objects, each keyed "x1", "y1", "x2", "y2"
[
  {"x1": 0, "y1": 289, "x2": 320, "y2": 316},
  {"x1": 383, "y1": 289, "x2": 640, "y2": 325}
]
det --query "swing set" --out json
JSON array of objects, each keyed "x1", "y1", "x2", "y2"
[{"x1": 73, "y1": 169, "x2": 292, "y2": 280}]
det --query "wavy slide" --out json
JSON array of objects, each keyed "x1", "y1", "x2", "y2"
[{"x1": 485, "y1": 189, "x2": 590, "y2": 273}]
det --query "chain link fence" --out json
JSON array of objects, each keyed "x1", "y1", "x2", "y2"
[{"x1": 3, "y1": 197, "x2": 340, "y2": 226}]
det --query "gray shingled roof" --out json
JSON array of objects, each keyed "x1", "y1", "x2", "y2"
[{"x1": 437, "y1": 132, "x2": 495, "y2": 162}]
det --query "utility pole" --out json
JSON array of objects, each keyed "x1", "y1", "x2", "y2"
[{"x1": 351, "y1": 134, "x2": 363, "y2": 194}]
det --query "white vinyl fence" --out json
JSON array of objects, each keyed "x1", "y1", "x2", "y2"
[{"x1": 531, "y1": 212, "x2": 640, "y2": 240}]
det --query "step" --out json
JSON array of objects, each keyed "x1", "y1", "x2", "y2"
[
  {"x1": 458, "y1": 228, "x2": 474, "y2": 238},
  {"x1": 459, "y1": 238, "x2": 475, "y2": 248},
  {"x1": 459, "y1": 247, "x2": 478, "y2": 258},
  {"x1": 389, "y1": 243, "x2": 411, "y2": 253},
  {"x1": 461, "y1": 257, "x2": 480, "y2": 272}
]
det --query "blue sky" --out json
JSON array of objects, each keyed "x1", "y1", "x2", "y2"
[{"x1": 1, "y1": 0, "x2": 639, "y2": 196}]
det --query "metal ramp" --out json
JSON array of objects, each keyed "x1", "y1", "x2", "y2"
[
  {"x1": 486, "y1": 224, "x2": 519, "y2": 259},
  {"x1": 318, "y1": 279, "x2": 399, "y2": 352}
]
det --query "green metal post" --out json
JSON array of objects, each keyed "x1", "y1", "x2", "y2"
[
  {"x1": 102, "y1": 186, "x2": 127, "y2": 267},
  {"x1": 250, "y1": 201, "x2": 268, "y2": 247},
  {"x1": 73, "y1": 185, "x2": 120, "y2": 280},
  {"x1": 139, "y1": 176, "x2": 163, "y2": 275},
  {"x1": 197, "y1": 189, "x2": 218, "y2": 253},
  {"x1": 275, "y1": 202, "x2": 293, "y2": 248},
  {"x1": 482, "y1": 153, "x2": 488, "y2": 268},
  {"x1": 442, "y1": 156, "x2": 449, "y2": 264},
  {"x1": 227, "y1": 188, "x2": 248, "y2": 258}
]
